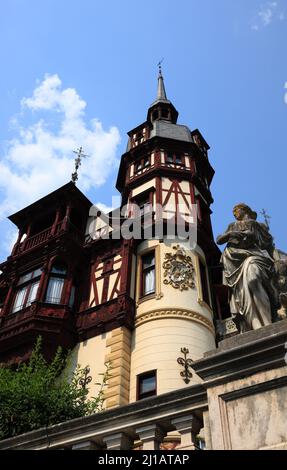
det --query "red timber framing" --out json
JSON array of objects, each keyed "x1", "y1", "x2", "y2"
[{"x1": 77, "y1": 239, "x2": 135, "y2": 341}]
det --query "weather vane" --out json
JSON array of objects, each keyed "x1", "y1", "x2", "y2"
[
  {"x1": 157, "y1": 57, "x2": 164, "y2": 75},
  {"x1": 260, "y1": 208, "x2": 271, "y2": 230},
  {"x1": 71, "y1": 146, "x2": 89, "y2": 184}
]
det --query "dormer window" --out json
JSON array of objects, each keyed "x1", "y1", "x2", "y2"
[
  {"x1": 12, "y1": 267, "x2": 42, "y2": 313},
  {"x1": 152, "y1": 110, "x2": 159, "y2": 121},
  {"x1": 133, "y1": 129, "x2": 145, "y2": 147},
  {"x1": 161, "y1": 109, "x2": 169, "y2": 119}
]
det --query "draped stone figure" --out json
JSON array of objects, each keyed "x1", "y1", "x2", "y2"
[{"x1": 216, "y1": 204, "x2": 279, "y2": 333}]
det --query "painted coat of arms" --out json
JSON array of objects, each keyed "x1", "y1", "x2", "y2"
[{"x1": 163, "y1": 245, "x2": 195, "y2": 291}]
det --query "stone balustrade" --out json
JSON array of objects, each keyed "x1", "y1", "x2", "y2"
[{"x1": 0, "y1": 383, "x2": 207, "y2": 451}]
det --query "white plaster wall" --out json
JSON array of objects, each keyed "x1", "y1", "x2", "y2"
[{"x1": 129, "y1": 318, "x2": 215, "y2": 402}]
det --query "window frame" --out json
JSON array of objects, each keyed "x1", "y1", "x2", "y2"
[
  {"x1": 11, "y1": 267, "x2": 42, "y2": 313},
  {"x1": 137, "y1": 370, "x2": 157, "y2": 401},
  {"x1": 45, "y1": 263, "x2": 67, "y2": 305},
  {"x1": 141, "y1": 250, "x2": 156, "y2": 298},
  {"x1": 135, "y1": 156, "x2": 151, "y2": 174},
  {"x1": 197, "y1": 256, "x2": 211, "y2": 308},
  {"x1": 165, "y1": 152, "x2": 184, "y2": 166},
  {"x1": 133, "y1": 190, "x2": 154, "y2": 219}
]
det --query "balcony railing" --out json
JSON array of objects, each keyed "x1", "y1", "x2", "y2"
[{"x1": 13, "y1": 220, "x2": 83, "y2": 255}]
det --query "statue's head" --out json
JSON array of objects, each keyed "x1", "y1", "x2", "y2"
[{"x1": 233, "y1": 203, "x2": 257, "y2": 221}]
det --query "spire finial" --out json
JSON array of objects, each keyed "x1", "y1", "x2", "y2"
[
  {"x1": 156, "y1": 58, "x2": 167, "y2": 101},
  {"x1": 71, "y1": 146, "x2": 89, "y2": 184},
  {"x1": 157, "y1": 58, "x2": 164, "y2": 77}
]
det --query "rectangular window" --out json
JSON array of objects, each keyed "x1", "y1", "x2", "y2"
[
  {"x1": 137, "y1": 371, "x2": 157, "y2": 400},
  {"x1": 12, "y1": 286, "x2": 28, "y2": 313},
  {"x1": 12, "y1": 267, "x2": 42, "y2": 313},
  {"x1": 45, "y1": 277, "x2": 64, "y2": 304},
  {"x1": 143, "y1": 157, "x2": 150, "y2": 168},
  {"x1": 166, "y1": 153, "x2": 183, "y2": 165},
  {"x1": 141, "y1": 251, "x2": 155, "y2": 296},
  {"x1": 166, "y1": 152, "x2": 174, "y2": 163},
  {"x1": 26, "y1": 280, "x2": 40, "y2": 306},
  {"x1": 135, "y1": 157, "x2": 150, "y2": 173},
  {"x1": 199, "y1": 259, "x2": 210, "y2": 307}
]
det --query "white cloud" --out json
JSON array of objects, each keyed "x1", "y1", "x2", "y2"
[
  {"x1": 0, "y1": 74, "x2": 121, "y2": 220},
  {"x1": 251, "y1": 1, "x2": 285, "y2": 30}
]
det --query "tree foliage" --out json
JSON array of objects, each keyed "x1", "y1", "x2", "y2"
[{"x1": 0, "y1": 337, "x2": 111, "y2": 440}]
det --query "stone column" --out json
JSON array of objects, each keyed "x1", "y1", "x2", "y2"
[
  {"x1": 103, "y1": 432, "x2": 133, "y2": 450},
  {"x1": 72, "y1": 440, "x2": 100, "y2": 450},
  {"x1": 171, "y1": 414, "x2": 202, "y2": 450},
  {"x1": 136, "y1": 424, "x2": 165, "y2": 450}
]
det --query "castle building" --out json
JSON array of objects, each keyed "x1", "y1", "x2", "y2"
[{"x1": 0, "y1": 72, "x2": 286, "y2": 451}]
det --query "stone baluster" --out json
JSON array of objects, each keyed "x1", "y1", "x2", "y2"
[
  {"x1": 103, "y1": 432, "x2": 133, "y2": 450},
  {"x1": 136, "y1": 424, "x2": 165, "y2": 450},
  {"x1": 171, "y1": 414, "x2": 202, "y2": 450}
]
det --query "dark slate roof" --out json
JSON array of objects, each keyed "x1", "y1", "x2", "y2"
[
  {"x1": 150, "y1": 120, "x2": 193, "y2": 142},
  {"x1": 8, "y1": 181, "x2": 92, "y2": 228}
]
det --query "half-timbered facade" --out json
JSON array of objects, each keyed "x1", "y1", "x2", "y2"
[{"x1": 0, "y1": 71, "x2": 227, "y2": 409}]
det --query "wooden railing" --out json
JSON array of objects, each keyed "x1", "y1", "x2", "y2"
[{"x1": 13, "y1": 220, "x2": 83, "y2": 255}]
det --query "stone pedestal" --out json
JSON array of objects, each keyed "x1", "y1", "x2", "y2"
[{"x1": 193, "y1": 319, "x2": 287, "y2": 450}]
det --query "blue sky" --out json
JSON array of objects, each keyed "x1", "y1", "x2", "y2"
[{"x1": 0, "y1": 0, "x2": 287, "y2": 260}]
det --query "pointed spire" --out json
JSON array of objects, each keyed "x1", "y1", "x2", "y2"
[
  {"x1": 157, "y1": 62, "x2": 167, "y2": 101},
  {"x1": 147, "y1": 63, "x2": 179, "y2": 124}
]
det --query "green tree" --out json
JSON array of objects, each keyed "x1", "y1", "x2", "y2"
[{"x1": 0, "y1": 337, "x2": 111, "y2": 440}]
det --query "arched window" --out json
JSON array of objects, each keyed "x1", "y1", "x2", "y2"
[
  {"x1": 45, "y1": 264, "x2": 67, "y2": 304},
  {"x1": 12, "y1": 267, "x2": 42, "y2": 313}
]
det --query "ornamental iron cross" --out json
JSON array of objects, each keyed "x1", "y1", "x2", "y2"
[
  {"x1": 71, "y1": 146, "x2": 89, "y2": 184},
  {"x1": 260, "y1": 208, "x2": 271, "y2": 230}
]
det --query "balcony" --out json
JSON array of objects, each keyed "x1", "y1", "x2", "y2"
[
  {"x1": 12, "y1": 220, "x2": 84, "y2": 256},
  {"x1": 0, "y1": 300, "x2": 77, "y2": 363}
]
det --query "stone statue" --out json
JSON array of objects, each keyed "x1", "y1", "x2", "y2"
[{"x1": 216, "y1": 203, "x2": 279, "y2": 333}]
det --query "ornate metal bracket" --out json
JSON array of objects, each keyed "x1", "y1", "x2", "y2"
[
  {"x1": 79, "y1": 366, "x2": 92, "y2": 389},
  {"x1": 177, "y1": 347, "x2": 193, "y2": 384}
]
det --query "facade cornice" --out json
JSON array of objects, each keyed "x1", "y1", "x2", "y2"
[{"x1": 135, "y1": 307, "x2": 215, "y2": 333}]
